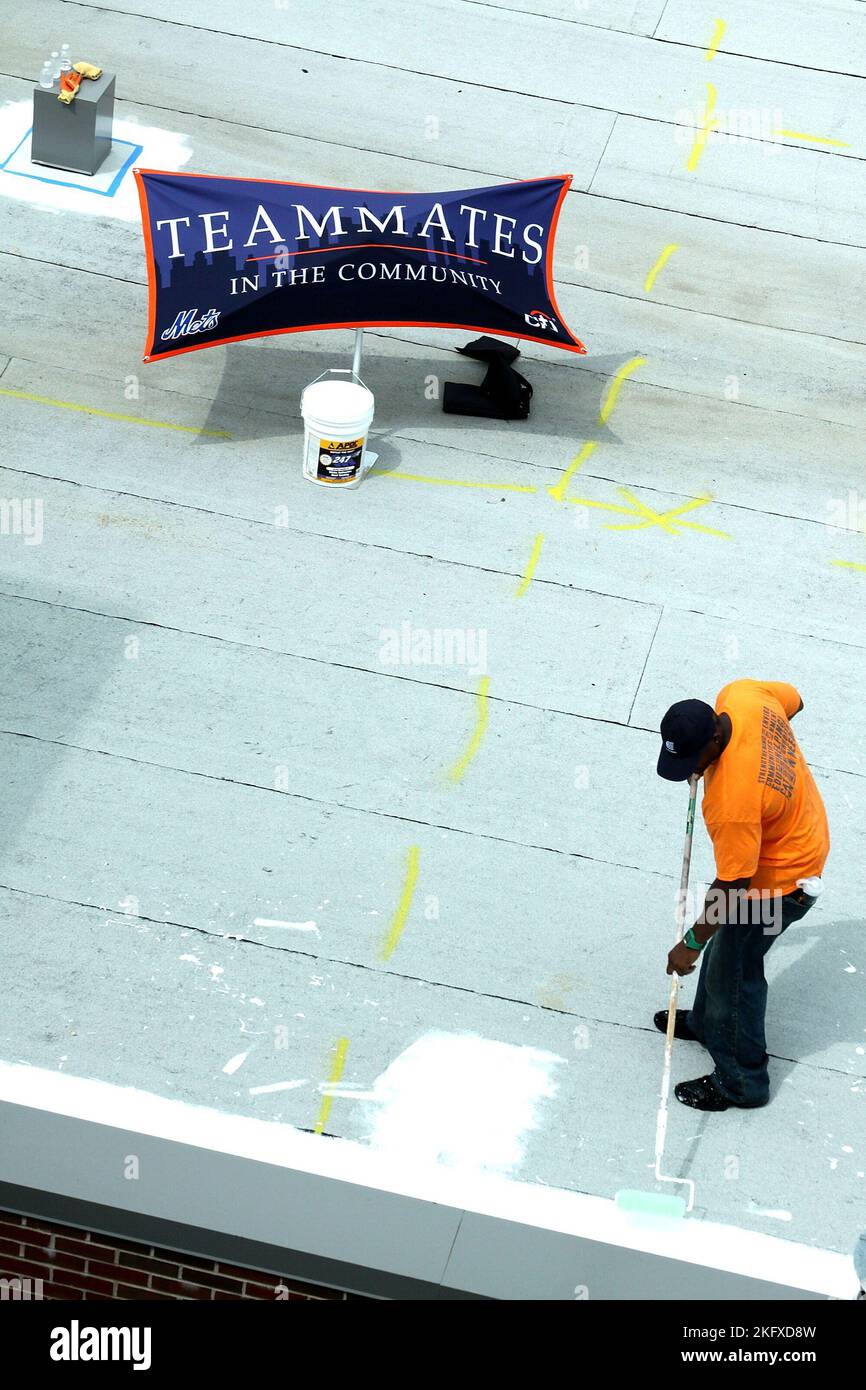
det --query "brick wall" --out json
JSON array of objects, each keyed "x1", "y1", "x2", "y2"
[{"x1": 0, "y1": 1210, "x2": 361, "y2": 1300}]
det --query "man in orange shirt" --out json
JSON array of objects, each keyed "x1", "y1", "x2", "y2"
[{"x1": 655, "y1": 680, "x2": 829, "y2": 1110}]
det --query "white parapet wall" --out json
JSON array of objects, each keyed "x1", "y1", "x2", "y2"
[{"x1": 0, "y1": 1062, "x2": 857, "y2": 1301}]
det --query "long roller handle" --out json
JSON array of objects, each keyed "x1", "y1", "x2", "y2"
[{"x1": 655, "y1": 773, "x2": 699, "y2": 1196}]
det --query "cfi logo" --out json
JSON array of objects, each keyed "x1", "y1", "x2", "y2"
[
  {"x1": 161, "y1": 307, "x2": 221, "y2": 341},
  {"x1": 665, "y1": 740, "x2": 676, "y2": 753},
  {"x1": 524, "y1": 308, "x2": 559, "y2": 332}
]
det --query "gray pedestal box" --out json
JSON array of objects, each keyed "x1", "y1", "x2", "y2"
[{"x1": 31, "y1": 71, "x2": 115, "y2": 176}]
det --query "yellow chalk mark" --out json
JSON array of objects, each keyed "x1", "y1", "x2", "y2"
[
  {"x1": 314, "y1": 1037, "x2": 349, "y2": 1135},
  {"x1": 659, "y1": 496, "x2": 733, "y2": 532},
  {"x1": 446, "y1": 677, "x2": 491, "y2": 785},
  {"x1": 705, "y1": 19, "x2": 725, "y2": 61},
  {"x1": 667, "y1": 518, "x2": 732, "y2": 539},
  {"x1": 599, "y1": 357, "x2": 647, "y2": 426},
  {"x1": 380, "y1": 471, "x2": 536, "y2": 494},
  {"x1": 644, "y1": 244, "x2": 679, "y2": 294},
  {"x1": 607, "y1": 487, "x2": 679, "y2": 535},
  {"x1": 661, "y1": 495, "x2": 716, "y2": 521},
  {"x1": 565, "y1": 491, "x2": 731, "y2": 540},
  {"x1": 605, "y1": 490, "x2": 708, "y2": 531},
  {"x1": 515, "y1": 532, "x2": 545, "y2": 597},
  {"x1": 832, "y1": 559, "x2": 866, "y2": 573},
  {"x1": 686, "y1": 83, "x2": 719, "y2": 172},
  {"x1": 635, "y1": 494, "x2": 731, "y2": 538},
  {"x1": 0, "y1": 386, "x2": 231, "y2": 437},
  {"x1": 772, "y1": 128, "x2": 850, "y2": 149},
  {"x1": 548, "y1": 441, "x2": 597, "y2": 502},
  {"x1": 380, "y1": 845, "x2": 421, "y2": 961}
]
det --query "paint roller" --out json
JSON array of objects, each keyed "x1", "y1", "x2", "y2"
[{"x1": 616, "y1": 772, "x2": 699, "y2": 1221}]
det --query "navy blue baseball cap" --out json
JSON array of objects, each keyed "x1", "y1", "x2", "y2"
[{"x1": 657, "y1": 700, "x2": 717, "y2": 781}]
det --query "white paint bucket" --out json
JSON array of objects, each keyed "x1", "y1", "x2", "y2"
[{"x1": 300, "y1": 371, "x2": 375, "y2": 488}]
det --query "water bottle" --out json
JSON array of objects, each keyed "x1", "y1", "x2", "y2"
[
  {"x1": 50, "y1": 51, "x2": 60, "y2": 80},
  {"x1": 59, "y1": 43, "x2": 72, "y2": 73},
  {"x1": 39, "y1": 61, "x2": 54, "y2": 89}
]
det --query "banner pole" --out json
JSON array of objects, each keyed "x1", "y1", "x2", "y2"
[{"x1": 352, "y1": 328, "x2": 363, "y2": 379}]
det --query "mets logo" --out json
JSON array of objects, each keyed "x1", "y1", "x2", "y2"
[
  {"x1": 524, "y1": 309, "x2": 559, "y2": 332},
  {"x1": 161, "y1": 308, "x2": 221, "y2": 341}
]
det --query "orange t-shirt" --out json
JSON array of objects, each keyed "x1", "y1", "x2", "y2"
[{"x1": 702, "y1": 679, "x2": 829, "y2": 895}]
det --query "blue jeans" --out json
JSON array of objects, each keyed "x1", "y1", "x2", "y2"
[{"x1": 686, "y1": 889, "x2": 816, "y2": 1105}]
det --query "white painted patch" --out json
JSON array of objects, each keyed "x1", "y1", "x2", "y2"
[
  {"x1": 0, "y1": 1061, "x2": 858, "y2": 1301},
  {"x1": 253, "y1": 918, "x2": 319, "y2": 932},
  {"x1": 179, "y1": 954, "x2": 200, "y2": 965},
  {"x1": 0, "y1": 100, "x2": 190, "y2": 220},
  {"x1": 364, "y1": 1031, "x2": 563, "y2": 1174},
  {"x1": 248, "y1": 1079, "x2": 308, "y2": 1096},
  {"x1": 208, "y1": 965, "x2": 225, "y2": 982},
  {"x1": 844, "y1": 965, "x2": 857, "y2": 973},
  {"x1": 222, "y1": 1051, "x2": 250, "y2": 1076},
  {"x1": 748, "y1": 1203, "x2": 793, "y2": 1222}
]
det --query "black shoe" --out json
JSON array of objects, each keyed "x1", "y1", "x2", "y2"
[
  {"x1": 675, "y1": 1074, "x2": 768, "y2": 1111},
  {"x1": 654, "y1": 1009, "x2": 701, "y2": 1042}
]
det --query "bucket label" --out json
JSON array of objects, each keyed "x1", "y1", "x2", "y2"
[{"x1": 316, "y1": 436, "x2": 365, "y2": 483}]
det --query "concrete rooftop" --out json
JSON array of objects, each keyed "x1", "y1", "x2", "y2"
[{"x1": 0, "y1": 0, "x2": 864, "y2": 1264}]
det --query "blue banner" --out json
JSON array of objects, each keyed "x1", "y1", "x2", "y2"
[{"x1": 135, "y1": 170, "x2": 585, "y2": 361}]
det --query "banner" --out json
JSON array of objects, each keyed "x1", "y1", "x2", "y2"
[{"x1": 134, "y1": 170, "x2": 586, "y2": 361}]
